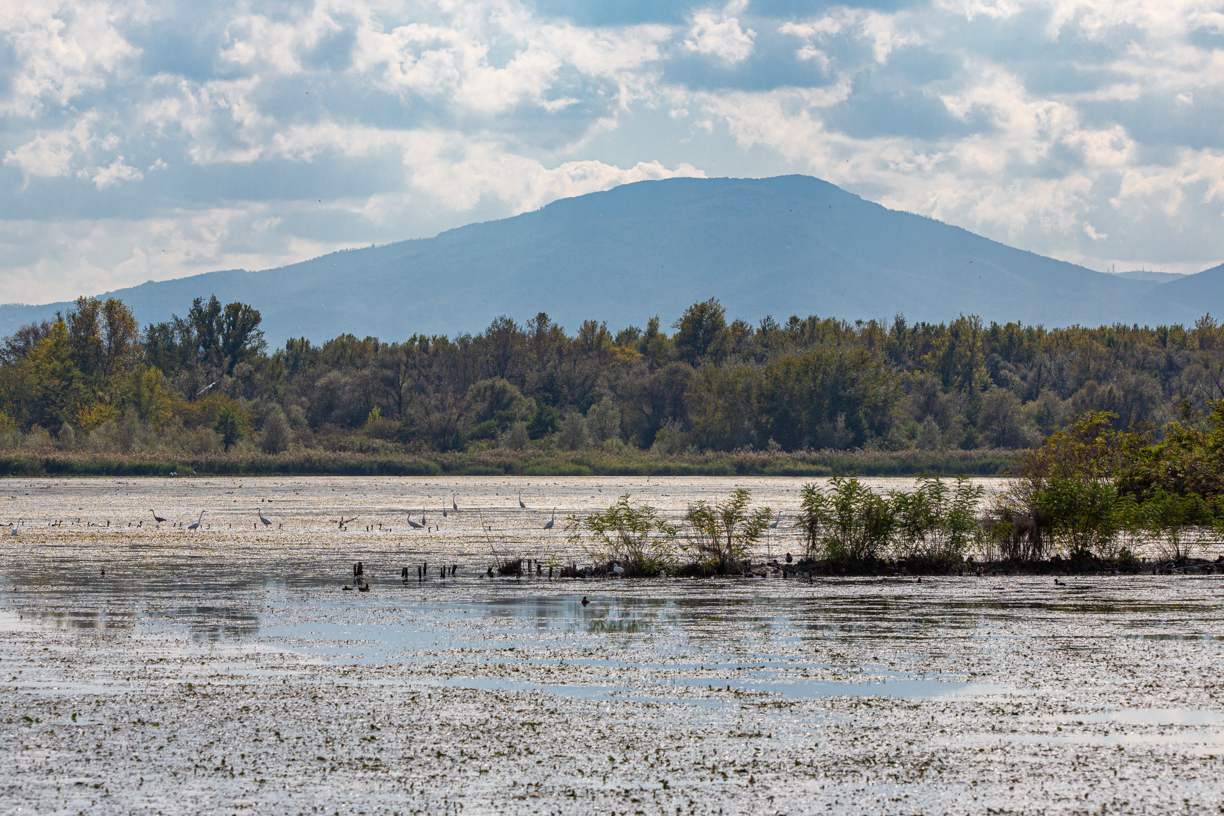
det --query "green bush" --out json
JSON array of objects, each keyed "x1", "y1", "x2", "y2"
[
  {"x1": 567, "y1": 494, "x2": 678, "y2": 577},
  {"x1": 683, "y1": 488, "x2": 771, "y2": 573}
]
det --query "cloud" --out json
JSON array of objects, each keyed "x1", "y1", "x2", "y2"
[
  {"x1": 683, "y1": 1, "x2": 757, "y2": 65},
  {"x1": 0, "y1": 0, "x2": 1221, "y2": 308},
  {"x1": 82, "y1": 155, "x2": 143, "y2": 189}
]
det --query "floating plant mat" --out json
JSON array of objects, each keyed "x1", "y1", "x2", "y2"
[{"x1": 3, "y1": 476, "x2": 1224, "y2": 814}]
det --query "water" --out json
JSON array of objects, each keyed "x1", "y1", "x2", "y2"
[{"x1": 2, "y1": 476, "x2": 1224, "y2": 814}]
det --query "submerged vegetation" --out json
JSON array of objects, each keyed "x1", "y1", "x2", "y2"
[{"x1": 5, "y1": 292, "x2": 1224, "y2": 475}]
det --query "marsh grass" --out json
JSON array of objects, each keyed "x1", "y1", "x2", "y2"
[{"x1": 0, "y1": 447, "x2": 1020, "y2": 478}]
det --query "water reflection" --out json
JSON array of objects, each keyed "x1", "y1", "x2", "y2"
[{"x1": 168, "y1": 605, "x2": 260, "y2": 642}]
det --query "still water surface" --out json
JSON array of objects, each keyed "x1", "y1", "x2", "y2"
[{"x1": 2, "y1": 477, "x2": 1223, "y2": 814}]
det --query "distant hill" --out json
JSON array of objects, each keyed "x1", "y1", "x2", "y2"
[
  {"x1": 1113, "y1": 270, "x2": 1188, "y2": 284},
  {"x1": 3, "y1": 176, "x2": 1221, "y2": 344}
]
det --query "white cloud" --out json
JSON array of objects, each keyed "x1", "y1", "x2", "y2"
[
  {"x1": 683, "y1": 1, "x2": 756, "y2": 65},
  {"x1": 780, "y1": 9, "x2": 921, "y2": 65},
  {"x1": 82, "y1": 155, "x2": 143, "y2": 189},
  {"x1": 3, "y1": 115, "x2": 97, "y2": 181},
  {"x1": 0, "y1": 1, "x2": 138, "y2": 117},
  {"x1": 1, "y1": 0, "x2": 1222, "y2": 305},
  {"x1": 4, "y1": 131, "x2": 77, "y2": 179}
]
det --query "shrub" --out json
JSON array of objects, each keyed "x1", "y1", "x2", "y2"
[
  {"x1": 1034, "y1": 477, "x2": 1121, "y2": 559},
  {"x1": 893, "y1": 476, "x2": 983, "y2": 563},
  {"x1": 798, "y1": 477, "x2": 894, "y2": 564},
  {"x1": 586, "y1": 399, "x2": 621, "y2": 445},
  {"x1": 557, "y1": 412, "x2": 589, "y2": 451},
  {"x1": 683, "y1": 488, "x2": 771, "y2": 573},
  {"x1": 260, "y1": 405, "x2": 292, "y2": 454},
  {"x1": 500, "y1": 422, "x2": 528, "y2": 451},
  {"x1": 566, "y1": 494, "x2": 678, "y2": 576},
  {"x1": 213, "y1": 404, "x2": 245, "y2": 452}
]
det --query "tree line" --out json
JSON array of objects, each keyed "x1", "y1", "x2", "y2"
[{"x1": 3, "y1": 293, "x2": 1224, "y2": 458}]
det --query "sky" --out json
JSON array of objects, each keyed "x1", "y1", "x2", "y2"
[{"x1": 3, "y1": 0, "x2": 1223, "y2": 306}]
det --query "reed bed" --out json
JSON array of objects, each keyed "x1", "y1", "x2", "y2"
[{"x1": 0, "y1": 447, "x2": 1020, "y2": 478}]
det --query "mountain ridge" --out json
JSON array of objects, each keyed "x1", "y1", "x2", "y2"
[{"x1": 3, "y1": 175, "x2": 1220, "y2": 343}]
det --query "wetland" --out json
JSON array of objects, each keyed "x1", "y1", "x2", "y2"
[{"x1": 3, "y1": 476, "x2": 1224, "y2": 814}]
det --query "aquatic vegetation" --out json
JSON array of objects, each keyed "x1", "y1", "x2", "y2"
[
  {"x1": 682, "y1": 488, "x2": 772, "y2": 574},
  {"x1": 565, "y1": 494, "x2": 678, "y2": 577},
  {"x1": 797, "y1": 476, "x2": 983, "y2": 570}
]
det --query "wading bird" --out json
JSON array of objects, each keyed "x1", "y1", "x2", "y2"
[
  {"x1": 543, "y1": 509, "x2": 555, "y2": 530},
  {"x1": 187, "y1": 511, "x2": 204, "y2": 531},
  {"x1": 611, "y1": 562, "x2": 625, "y2": 577},
  {"x1": 407, "y1": 516, "x2": 423, "y2": 529},
  {"x1": 518, "y1": 493, "x2": 526, "y2": 509},
  {"x1": 452, "y1": 495, "x2": 458, "y2": 511},
  {"x1": 150, "y1": 510, "x2": 166, "y2": 524},
  {"x1": 258, "y1": 510, "x2": 272, "y2": 526}
]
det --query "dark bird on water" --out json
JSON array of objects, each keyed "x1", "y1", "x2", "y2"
[
  {"x1": 581, "y1": 596, "x2": 590, "y2": 606},
  {"x1": 785, "y1": 552, "x2": 792, "y2": 564},
  {"x1": 150, "y1": 510, "x2": 166, "y2": 523}
]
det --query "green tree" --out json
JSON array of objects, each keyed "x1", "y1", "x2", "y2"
[
  {"x1": 213, "y1": 404, "x2": 245, "y2": 451},
  {"x1": 673, "y1": 299, "x2": 728, "y2": 365}
]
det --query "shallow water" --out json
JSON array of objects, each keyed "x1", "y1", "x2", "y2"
[{"x1": 3, "y1": 476, "x2": 1224, "y2": 814}]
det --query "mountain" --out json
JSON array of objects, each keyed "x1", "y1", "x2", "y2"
[
  {"x1": 1113, "y1": 270, "x2": 1189, "y2": 284},
  {"x1": 2, "y1": 175, "x2": 1220, "y2": 344}
]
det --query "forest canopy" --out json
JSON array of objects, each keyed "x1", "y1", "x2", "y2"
[{"x1": 2, "y1": 294, "x2": 1223, "y2": 460}]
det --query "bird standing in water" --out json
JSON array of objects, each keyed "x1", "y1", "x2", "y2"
[
  {"x1": 187, "y1": 511, "x2": 204, "y2": 531},
  {"x1": 543, "y1": 509, "x2": 555, "y2": 530}
]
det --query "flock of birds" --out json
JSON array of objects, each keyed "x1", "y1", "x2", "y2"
[{"x1": 6, "y1": 492, "x2": 559, "y2": 538}]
